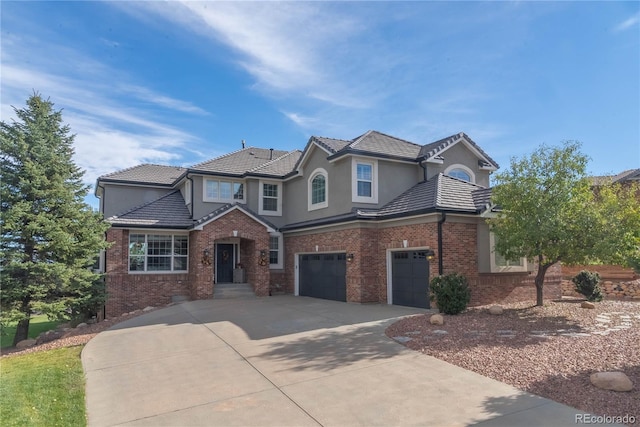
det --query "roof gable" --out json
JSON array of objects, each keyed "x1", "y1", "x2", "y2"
[
  {"x1": 419, "y1": 132, "x2": 499, "y2": 170},
  {"x1": 194, "y1": 203, "x2": 276, "y2": 232}
]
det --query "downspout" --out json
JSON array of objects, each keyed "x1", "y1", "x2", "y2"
[
  {"x1": 419, "y1": 159, "x2": 428, "y2": 182},
  {"x1": 437, "y1": 212, "x2": 446, "y2": 275}
]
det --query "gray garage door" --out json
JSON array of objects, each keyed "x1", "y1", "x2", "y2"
[
  {"x1": 392, "y1": 251, "x2": 430, "y2": 309},
  {"x1": 299, "y1": 253, "x2": 346, "y2": 302}
]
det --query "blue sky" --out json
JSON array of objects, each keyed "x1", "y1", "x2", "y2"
[{"x1": 2, "y1": 1, "x2": 639, "y2": 207}]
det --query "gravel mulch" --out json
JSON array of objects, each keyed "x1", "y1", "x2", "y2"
[{"x1": 386, "y1": 298, "x2": 640, "y2": 422}]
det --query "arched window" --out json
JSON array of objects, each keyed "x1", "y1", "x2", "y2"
[
  {"x1": 445, "y1": 164, "x2": 475, "y2": 183},
  {"x1": 312, "y1": 174, "x2": 326, "y2": 204},
  {"x1": 308, "y1": 168, "x2": 328, "y2": 210}
]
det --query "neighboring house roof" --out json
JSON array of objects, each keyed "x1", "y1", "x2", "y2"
[
  {"x1": 107, "y1": 190, "x2": 193, "y2": 229},
  {"x1": 192, "y1": 147, "x2": 291, "y2": 175},
  {"x1": 419, "y1": 132, "x2": 499, "y2": 170},
  {"x1": 99, "y1": 164, "x2": 187, "y2": 186},
  {"x1": 591, "y1": 169, "x2": 640, "y2": 185}
]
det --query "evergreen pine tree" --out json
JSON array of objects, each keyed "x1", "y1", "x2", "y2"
[{"x1": 1, "y1": 94, "x2": 110, "y2": 346}]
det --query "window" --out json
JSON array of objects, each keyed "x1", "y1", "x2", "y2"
[
  {"x1": 351, "y1": 158, "x2": 378, "y2": 203},
  {"x1": 308, "y1": 168, "x2": 328, "y2": 211},
  {"x1": 269, "y1": 233, "x2": 283, "y2": 269},
  {"x1": 489, "y1": 233, "x2": 527, "y2": 273},
  {"x1": 129, "y1": 233, "x2": 188, "y2": 273},
  {"x1": 203, "y1": 179, "x2": 245, "y2": 202},
  {"x1": 259, "y1": 180, "x2": 282, "y2": 215},
  {"x1": 184, "y1": 180, "x2": 191, "y2": 205},
  {"x1": 445, "y1": 164, "x2": 475, "y2": 183}
]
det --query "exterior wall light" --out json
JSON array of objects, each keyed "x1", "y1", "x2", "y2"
[
  {"x1": 425, "y1": 249, "x2": 436, "y2": 261},
  {"x1": 347, "y1": 253, "x2": 355, "y2": 262}
]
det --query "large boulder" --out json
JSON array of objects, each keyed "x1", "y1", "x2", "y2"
[
  {"x1": 488, "y1": 305, "x2": 504, "y2": 315},
  {"x1": 581, "y1": 301, "x2": 596, "y2": 309},
  {"x1": 430, "y1": 314, "x2": 444, "y2": 325},
  {"x1": 15, "y1": 339, "x2": 37, "y2": 349},
  {"x1": 590, "y1": 371, "x2": 633, "y2": 392}
]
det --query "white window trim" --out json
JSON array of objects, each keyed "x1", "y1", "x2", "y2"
[
  {"x1": 259, "y1": 180, "x2": 282, "y2": 216},
  {"x1": 445, "y1": 164, "x2": 476, "y2": 183},
  {"x1": 184, "y1": 180, "x2": 192, "y2": 205},
  {"x1": 489, "y1": 233, "x2": 528, "y2": 273},
  {"x1": 128, "y1": 232, "x2": 189, "y2": 274},
  {"x1": 308, "y1": 168, "x2": 329, "y2": 211},
  {"x1": 351, "y1": 157, "x2": 378, "y2": 204},
  {"x1": 269, "y1": 232, "x2": 284, "y2": 269},
  {"x1": 203, "y1": 178, "x2": 246, "y2": 203}
]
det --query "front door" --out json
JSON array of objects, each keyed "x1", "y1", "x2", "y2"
[{"x1": 216, "y1": 244, "x2": 234, "y2": 283}]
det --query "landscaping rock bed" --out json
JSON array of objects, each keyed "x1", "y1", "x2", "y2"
[{"x1": 386, "y1": 298, "x2": 640, "y2": 421}]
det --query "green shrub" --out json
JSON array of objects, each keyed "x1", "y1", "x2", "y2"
[
  {"x1": 430, "y1": 273, "x2": 471, "y2": 315},
  {"x1": 572, "y1": 270, "x2": 603, "y2": 302}
]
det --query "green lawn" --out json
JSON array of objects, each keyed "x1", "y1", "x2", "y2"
[
  {"x1": 1, "y1": 315, "x2": 61, "y2": 348},
  {"x1": 0, "y1": 346, "x2": 86, "y2": 427}
]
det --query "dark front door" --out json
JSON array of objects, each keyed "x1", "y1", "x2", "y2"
[
  {"x1": 299, "y1": 253, "x2": 347, "y2": 302},
  {"x1": 216, "y1": 244, "x2": 234, "y2": 283},
  {"x1": 392, "y1": 250, "x2": 430, "y2": 308}
]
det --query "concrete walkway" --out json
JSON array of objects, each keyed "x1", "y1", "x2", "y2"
[{"x1": 82, "y1": 296, "x2": 604, "y2": 426}]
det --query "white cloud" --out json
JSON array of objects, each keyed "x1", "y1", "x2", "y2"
[
  {"x1": 614, "y1": 12, "x2": 640, "y2": 32},
  {"x1": 1, "y1": 33, "x2": 207, "y2": 193}
]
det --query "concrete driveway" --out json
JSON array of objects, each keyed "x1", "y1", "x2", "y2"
[{"x1": 82, "y1": 296, "x2": 592, "y2": 426}]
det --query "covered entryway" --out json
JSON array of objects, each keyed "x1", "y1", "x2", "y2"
[
  {"x1": 298, "y1": 253, "x2": 347, "y2": 302},
  {"x1": 391, "y1": 250, "x2": 431, "y2": 309}
]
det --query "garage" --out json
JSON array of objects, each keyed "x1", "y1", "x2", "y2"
[
  {"x1": 391, "y1": 250, "x2": 431, "y2": 309},
  {"x1": 299, "y1": 253, "x2": 347, "y2": 302}
]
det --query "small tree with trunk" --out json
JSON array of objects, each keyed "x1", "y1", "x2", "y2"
[
  {"x1": 488, "y1": 141, "x2": 640, "y2": 306},
  {"x1": 1, "y1": 94, "x2": 110, "y2": 346}
]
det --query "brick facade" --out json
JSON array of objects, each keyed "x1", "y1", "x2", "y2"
[
  {"x1": 105, "y1": 212, "x2": 561, "y2": 317},
  {"x1": 104, "y1": 209, "x2": 272, "y2": 318},
  {"x1": 281, "y1": 219, "x2": 560, "y2": 308}
]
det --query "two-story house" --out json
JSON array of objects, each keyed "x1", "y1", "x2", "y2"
[{"x1": 96, "y1": 130, "x2": 561, "y2": 317}]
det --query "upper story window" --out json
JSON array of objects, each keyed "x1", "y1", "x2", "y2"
[
  {"x1": 129, "y1": 233, "x2": 188, "y2": 273},
  {"x1": 259, "y1": 180, "x2": 282, "y2": 216},
  {"x1": 351, "y1": 158, "x2": 378, "y2": 203},
  {"x1": 445, "y1": 164, "x2": 475, "y2": 183},
  {"x1": 204, "y1": 179, "x2": 245, "y2": 203},
  {"x1": 308, "y1": 168, "x2": 328, "y2": 211}
]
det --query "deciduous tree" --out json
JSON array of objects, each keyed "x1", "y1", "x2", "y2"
[
  {"x1": 1, "y1": 94, "x2": 110, "y2": 345},
  {"x1": 488, "y1": 141, "x2": 640, "y2": 306}
]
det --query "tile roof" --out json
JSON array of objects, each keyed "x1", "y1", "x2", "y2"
[
  {"x1": 419, "y1": 132, "x2": 499, "y2": 169},
  {"x1": 347, "y1": 130, "x2": 423, "y2": 159},
  {"x1": 360, "y1": 174, "x2": 488, "y2": 217},
  {"x1": 192, "y1": 147, "x2": 291, "y2": 175},
  {"x1": 99, "y1": 164, "x2": 186, "y2": 185},
  {"x1": 107, "y1": 190, "x2": 193, "y2": 228},
  {"x1": 591, "y1": 169, "x2": 640, "y2": 185},
  {"x1": 311, "y1": 136, "x2": 352, "y2": 153},
  {"x1": 250, "y1": 150, "x2": 302, "y2": 176}
]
